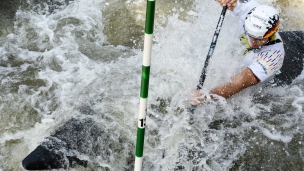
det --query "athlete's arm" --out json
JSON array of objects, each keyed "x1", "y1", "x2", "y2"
[
  {"x1": 190, "y1": 68, "x2": 259, "y2": 105},
  {"x1": 209, "y1": 67, "x2": 259, "y2": 99}
]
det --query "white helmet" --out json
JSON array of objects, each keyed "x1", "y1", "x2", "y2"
[{"x1": 244, "y1": 5, "x2": 280, "y2": 39}]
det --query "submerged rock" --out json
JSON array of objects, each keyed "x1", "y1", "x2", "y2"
[{"x1": 22, "y1": 117, "x2": 134, "y2": 170}]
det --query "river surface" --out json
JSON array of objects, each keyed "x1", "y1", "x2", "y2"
[{"x1": 0, "y1": 0, "x2": 304, "y2": 170}]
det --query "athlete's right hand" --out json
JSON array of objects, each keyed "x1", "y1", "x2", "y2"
[
  {"x1": 189, "y1": 89, "x2": 207, "y2": 106},
  {"x1": 216, "y1": 0, "x2": 237, "y2": 10}
]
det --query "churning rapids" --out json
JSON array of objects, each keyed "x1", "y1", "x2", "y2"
[{"x1": 0, "y1": 0, "x2": 304, "y2": 170}]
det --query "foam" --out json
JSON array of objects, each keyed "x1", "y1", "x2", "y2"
[{"x1": 0, "y1": 0, "x2": 303, "y2": 170}]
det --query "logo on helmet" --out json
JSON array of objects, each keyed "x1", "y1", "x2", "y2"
[
  {"x1": 252, "y1": 14, "x2": 267, "y2": 22},
  {"x1": 253, "y1": 24, "x2": 261, "y2": 29}
]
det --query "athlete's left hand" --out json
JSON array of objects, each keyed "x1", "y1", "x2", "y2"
[{"x1": 216, "y1": 0, "x2": 237, "y2": 10}]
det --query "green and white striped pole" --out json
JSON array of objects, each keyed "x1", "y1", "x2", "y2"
[{"x1": 134, "y1": 0, "x2": 155, "y2": 171}]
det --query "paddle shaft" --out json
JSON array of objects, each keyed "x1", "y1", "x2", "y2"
[
  {"x1": 197, "y1": 6, "x2": 228, "y2": 90},
  {"x1": 188, "y1": 6, "x2": 227, "y2": 114}
]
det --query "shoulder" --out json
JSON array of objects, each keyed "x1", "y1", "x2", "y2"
[
  {"x1": 260, "y1": 48, "x2": 284, "y2": 55},
  {"x1": 248, "y1": 47, "x2": 285, "y2": 82},
  {"x1": 260, "y1": 42, "x2": 285, "y2": 57},
  {"x1": 233, "y1": 0, "x2": 260, "y2": 21},
  {"x1": 256, "y1": 48, "x2": 284, "y2": 63}
]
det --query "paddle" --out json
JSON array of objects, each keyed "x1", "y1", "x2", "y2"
[{"x1": 189, "y1": 6, "x2": 228, "y2": 114}]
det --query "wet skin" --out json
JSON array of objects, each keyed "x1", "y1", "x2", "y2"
[{"x1": 249, "y1": 36, "x2": 269, "y2": 49}]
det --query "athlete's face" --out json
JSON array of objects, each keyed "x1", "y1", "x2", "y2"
[{"x1": 248, "y1": 36, "x2": 269, "y2": 49}]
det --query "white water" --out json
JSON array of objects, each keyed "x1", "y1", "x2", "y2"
[{"x1": 0, "y1": 0, "x2": 304, "y2": 170}]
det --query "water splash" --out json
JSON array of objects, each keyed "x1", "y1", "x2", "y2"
[{"x1": 0, "y1": 0, "x2": 303, "y2": 170}]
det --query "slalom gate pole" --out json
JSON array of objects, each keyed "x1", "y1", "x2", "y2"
[{"x1": 134, "y1": 1, "x2": 155, "y2": 171}]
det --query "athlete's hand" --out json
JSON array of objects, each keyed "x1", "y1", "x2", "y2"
[
  {"x1": 190, "y1": 89, "x2": 207, "y2": 106},
  {"x1": 216, "y1": 0, "x2": 237, "y2": 10}
]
